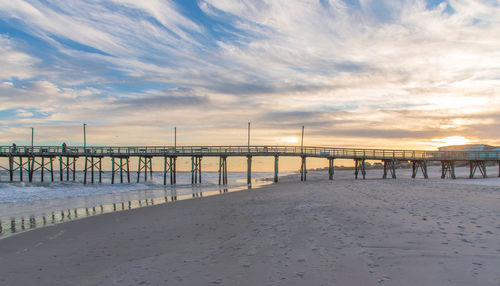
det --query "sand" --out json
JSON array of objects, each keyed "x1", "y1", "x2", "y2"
[{"x1": 0, "y1": 177, "x2": 499, "y2": 286}]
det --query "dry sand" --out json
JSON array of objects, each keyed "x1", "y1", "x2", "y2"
[{"x1": 0, "y1": 177, "x2": 499, "y2": 286}]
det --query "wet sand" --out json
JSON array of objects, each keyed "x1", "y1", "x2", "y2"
[{"x1": 0, "y1": 178, "x2": 499, "y2": 285}]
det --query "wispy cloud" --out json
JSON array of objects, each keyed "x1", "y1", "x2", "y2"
[
  {"x1": 0, "y1": 0, "x2": 499, "y2": 149},
  {"x1": 0, "y1": 35, "x2": 39, "y2": 79}
]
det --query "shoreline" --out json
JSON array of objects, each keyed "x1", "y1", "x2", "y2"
[
  {"x1": 0, "y1": 179, "x2": 273, "y2": 240},
  {"x1": 1, "y1": 177, "x2": 499, "y2": 285},
  {"x1": 1, "y1": 165, "x2": 498, "y2": 239}
]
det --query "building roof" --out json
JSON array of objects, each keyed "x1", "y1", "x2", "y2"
[{"x1": 438, "y1": 144, "x2": 497, "y2": 151}]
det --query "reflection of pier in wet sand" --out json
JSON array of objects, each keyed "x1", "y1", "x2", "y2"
[
  {"x1": 0, "y1": 186, "x2": 236, "y2": 237},
  {"x1": 1, "y1": 145, "x2": 499, "y2": 185}
]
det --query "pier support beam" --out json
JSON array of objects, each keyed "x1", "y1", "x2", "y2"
[
  {"x1": 84, "y1": 156, "x2": 103, "y2": 184},
  {"x1": 137, "y1": 156, "x2": 153, "y2": 183},
  {"x1": 0, "y1": 162, "x2": 8, "y2": 182},
  {"x1": 274, "y1": 155, "x2": 279, "y2": 183},
  {"x1": 300, "y1": 156, "x2": 307, "y2": 181},
  {"x1": 9, "y1": 156, "x2": 30, "y2": 182},
  {"x1": 111, "y1": 156, "x2": 130, "y2": 184},
  {"x1": 382, "y1": 159, "x2": 397, "y2": 179},
  {"x1": 8, "y1": 156, "x2": 13, "y2": 182},
  {"x1": 31, "y1": 156, "x2": 55, "y2": 182},
  {"x1": 469, "y1": 160, "x2": 487, "y2": 179},
  {"x1": 246, "y1": 155, "x2": 252, "y2": 185},
  {"x1": 441, "y1": 160, "x2": 456, "y2": 179},
  {"x1": 28, "y1": 156, "x2": 34, "y2": 182},
  {"x1": 328, "y1": 157, "x2": 335, "y2": 180},
  {"x1": 191, "y1": 156, "x2": 202, "y2": 184},
  {"x1": 59, "y1": 156, "x2": 77, "y2": 181},
  {"x1": 411, "y1": 160, "x2": 428, "y2": 179},
  {"x1": 354, "y1": 158, "x2": 366, "y2": 180},
  {"x1": 218, "y1": 156, "x2": 228, "y2": 185},
  {"x1": 20, "y1": 157, "x2": 28, "y2": 181},
  {"x1": 163, "y1": 156, "x2": 177, "y2": 185}
]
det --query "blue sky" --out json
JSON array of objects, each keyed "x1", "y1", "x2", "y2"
[{"x1": 0, "y1": 0, "x2": 499, "y2": 149}]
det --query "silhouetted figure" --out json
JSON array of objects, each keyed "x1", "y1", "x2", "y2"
[
  {"x1": 12, "y1": 143, "x2": 17, "y2": 153},
  {"x1": 62, "y1": 142, "x2": 67, "y2": 153}
]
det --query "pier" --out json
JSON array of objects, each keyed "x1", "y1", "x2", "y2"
[{"x1": 1, "y1": 145, "x2": 499, "y2": 185}]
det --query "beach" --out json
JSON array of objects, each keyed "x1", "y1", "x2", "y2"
[{"x1": 0, "y1": 176, "x2": 499, "y2": 286}]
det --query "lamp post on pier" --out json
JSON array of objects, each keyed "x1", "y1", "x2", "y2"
[
  {"x1": 174, "y1": 127, "x2": 177, "y2": 152},
  {"x1": 83, "y1": 123, "x2": 87, "y2": 153},
  {"x1": 27, "y1": 127, "x2": 35, "y2": 182},
  {"x1": 247, "y1": 122, "x2": 250, "y2": 153},
  {"x1": 301, "y1": 125, "x2": 304, "y2": 153},
  {"x1": 31, "y1": 127, "x2": 34, "y2": 153}
]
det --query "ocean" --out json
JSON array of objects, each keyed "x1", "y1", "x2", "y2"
[{"x1": 0, "y1": 170, "x2": 280, "y2": 237}]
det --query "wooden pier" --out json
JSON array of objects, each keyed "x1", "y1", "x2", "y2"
[{"x1": 1, "y1": 145, "x2": 499, "y2": 185}]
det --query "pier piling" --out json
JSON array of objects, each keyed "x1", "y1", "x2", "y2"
[
  {"x1": 84, "y1": 156, "x2": 102, "y2": 184},
  {"x1": 411, "y1": 160, "x2": 428, "y2": 179},
  {"x1": 60, "y1": 156, "x2": 77, "y2": 181},
  {"x1": 441, "y1": 160, "x2": 456, "y2": 179},
  {"x1": 163, "y1": 156, "x2": 176, "y2": 185},
  {"x1": 354, "y1": 158, "x2": 366, "y2": 180},
  {"x1": 111, "y1": 157, "x2": 115, "y2": 184},
  {"x1": 218, "y1": 156, "x2": 228, "y2": 185},
  {"x1": 247, "y1": 155, "x2": 252, "y2": 184},
  {"x1": 8, "y1": 156, "x2": 13, "y2": 182},
  {"x1": 274, "y1": 155, "x2": 279, "y2": 183},
  {"x1": 137, "y1": 156, "x2": 153, "y2": 183},
  {"x1": 382, "y1": 159, "x2": 397, "y2": 179},
  {"x1": 112, "y1": 156, "x2": 130, "y2": 184},
  {"x1": 328, "y1": 157, "x2": 334, "y2": 180},
  {"x1": 84, "y1": 156, "x2": 87, "y2": 184},
  {"x1": 469, "y1": 160, "x2": 487, "y2": 179},
  {"x1": 300, "y1": 156, "x2": 307, "y2": 181},
  {"x1": 191, "y1": 156, "x2": 202, "y2": 184},
  {"x1": 28, "y1": 156, "x2": 34, "y2": 182}
]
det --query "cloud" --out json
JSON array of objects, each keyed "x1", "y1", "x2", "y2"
[
  {"x1": 15, "y1": 109, "x2": 33, "y2": 118},
  {"x1": 114, "y1": 89, "x2": 209, "y2": 110},
  {"x1": 109, "y1": 0, "x2": 202, "y2": 36},
  {"x1": 0, "y1": 0, "x2": 499, "y2": 148},
  {"x1": 0, "y1": 35, "x2": 39, "y2": 80},
  {"x1": 0, "y1": 80, "x2": 111, "y2": 119}
]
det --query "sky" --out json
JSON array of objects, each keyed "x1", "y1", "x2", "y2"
[{"x1": 0, "y1": 0, "x2": 499, "y2": 150}]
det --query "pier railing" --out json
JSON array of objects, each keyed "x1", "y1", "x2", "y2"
[{"x1": 1, "y1": 145, "x2": 499, "y2": 161}]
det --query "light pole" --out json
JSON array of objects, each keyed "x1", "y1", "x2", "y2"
[
  {"x1": 31, "y1": 127, "x2": 34, "y2": 152},
  {"x1": 83, "y1": 123, "x2": 87, "y2": 153},
  {"x1": 174, "y1": 126, "x2": 177, "y2": 152},
  {"x1": 28, "y1": 127, "x2": 35, "y2": 182},
  {"x1": 301, "y1": 125, "x2": 304, "y2": 153},
  {"x1": 247, "y1": 122, "x2": 250, "y2": 152}
]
